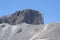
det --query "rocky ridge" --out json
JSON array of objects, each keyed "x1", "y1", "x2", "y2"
[{"x1": 0, "y1": 9, "x2": 44, "y2": 25}]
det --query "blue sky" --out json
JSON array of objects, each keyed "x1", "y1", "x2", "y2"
[{"x1": 0, "y1": 0, "x2": 60, "y2": 24}]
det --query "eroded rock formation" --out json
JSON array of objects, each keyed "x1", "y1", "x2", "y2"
[{"x1": 0, "y1": 9, "x2": 44, "y2": 25}]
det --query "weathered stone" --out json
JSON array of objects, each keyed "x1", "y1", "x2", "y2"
[{"x1": 0, "y1": 9, "x2": 44, "y2": 25}]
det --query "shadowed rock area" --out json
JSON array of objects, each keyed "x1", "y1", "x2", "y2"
[{"x1": 0, "y1": 9, "x2": 44, "y2": 25}]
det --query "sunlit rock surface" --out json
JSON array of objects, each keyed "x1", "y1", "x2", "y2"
[{"x1": 0, "y1": 23, "x2": 60, "y2": 40}]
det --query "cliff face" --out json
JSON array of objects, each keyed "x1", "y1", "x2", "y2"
[{"x1": 0, "y1": 9, "x2": 44, "y2": 25}]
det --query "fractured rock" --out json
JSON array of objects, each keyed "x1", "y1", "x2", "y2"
[{"x1": 0, "y1": 9, "x2": 44, "y2": 25}]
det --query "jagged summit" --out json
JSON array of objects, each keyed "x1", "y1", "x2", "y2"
[{"x1": 0, "y1": 9, "x2": 44, "y2": 25}]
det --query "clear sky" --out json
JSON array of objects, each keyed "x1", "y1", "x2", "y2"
[{"x1": 0, "y1": 0, "x2": 60, "y2": 24}]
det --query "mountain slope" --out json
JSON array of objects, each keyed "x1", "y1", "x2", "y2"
[
  {"x1": 0, "y1": 23, "x2": 60, "y2": 40},
  {"x1": 0, "y1": 9, "x2": 60, "y2": 40}
]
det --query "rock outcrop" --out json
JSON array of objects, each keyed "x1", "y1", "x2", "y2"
[
  {"x1": 0, "y1": 9, "x2": 60, "y2": 40},
  {"x1": 0, "y1": 9, "x2": 44, "y2": 25}
]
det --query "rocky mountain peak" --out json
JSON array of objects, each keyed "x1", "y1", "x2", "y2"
[{"x1": 0, "y1": 9, "x2": 44, "y2": 25}]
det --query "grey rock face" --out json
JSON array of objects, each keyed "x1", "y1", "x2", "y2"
[{"x1": 0, "y1": 9, "x2": 44, "y2": 25}]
